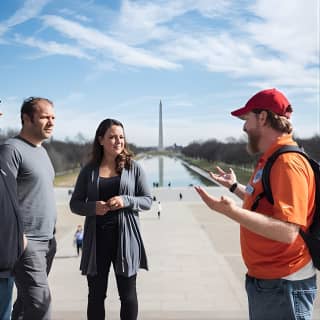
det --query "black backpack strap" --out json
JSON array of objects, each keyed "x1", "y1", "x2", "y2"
[
  {"x1": 251, "y1": 145, "x2": 305, "y2": 211},
  {"x1": 302, "y1": 157, "x2": 320, "y2": 236},
  {"x1": 251, "y1": 192, "x2": 265, "y2": 211}
]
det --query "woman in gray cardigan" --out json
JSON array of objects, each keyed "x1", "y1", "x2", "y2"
[{"x1": 70, "y1": 118, "x2": 152, "y2": 320}]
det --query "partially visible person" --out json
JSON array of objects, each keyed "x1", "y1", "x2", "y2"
[
  {"x1": 0, "y1": 109, "x2": 26, "y2": 320},
  {"x1": 195, "y1": 88, "x2": 317, "y2": 320},
  {"x1": 70, "y1": 118, "x2": 152, "y2": 320},
  {"x1": 0, "y1": 97, "x2": 57, "y2": 320},
  {"x1": 74, "y1": 225, "x2": 84, "y2": 256}
]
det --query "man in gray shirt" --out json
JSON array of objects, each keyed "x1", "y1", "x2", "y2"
[{"x1": 0, "y1": 97, "x2": 57, "y2": 320}]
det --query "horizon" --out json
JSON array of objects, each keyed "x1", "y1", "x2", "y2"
[{"x1": 0, "y1": 0, "x2": 319, "y2": 147}]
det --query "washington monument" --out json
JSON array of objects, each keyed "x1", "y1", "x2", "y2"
[{"x1": 158, "y1": 100, "x2": 164, "y2": 150}]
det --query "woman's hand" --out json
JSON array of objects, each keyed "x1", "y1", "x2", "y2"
[
  {"x1": 96, "y1": 201, "x2": 109, "y2": 216},
  {"x1": 106, "y1": 196, "x2": 124, "y2": 211}
]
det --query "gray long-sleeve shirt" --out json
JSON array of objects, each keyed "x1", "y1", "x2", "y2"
[
  {"x1": 0, "y1": 137, "x2": 57, "y2": 240},
  {"x1": 70, "y1": 160, "x2": 152, "y2": 277}
]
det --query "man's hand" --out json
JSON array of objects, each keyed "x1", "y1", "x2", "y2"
[
  {"x1": 209, "y1": 166, "x2": 237, "y2": 189},
  {"x1": 194, "y1": 185, "x2": 237, "y2": 215},
  {"x1": 195, "y1": 186, "x2": 299, "y2": 243}
]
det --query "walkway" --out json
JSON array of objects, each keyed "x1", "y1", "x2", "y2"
[{"x1": 51, "y1": 187, "x2": 320, "y2": 320}]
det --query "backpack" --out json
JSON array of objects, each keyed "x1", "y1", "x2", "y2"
[{"x1": 251, "y1": 145, "x2": 320, "y2": 270}]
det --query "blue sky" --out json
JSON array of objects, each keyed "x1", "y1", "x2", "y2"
[{"x1": 0, "y1": 0, "x2": 319, "y2": 147}]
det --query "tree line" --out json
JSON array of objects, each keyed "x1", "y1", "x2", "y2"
[
  {"x1": 181, "y1": 135, "x2": 320, "y2": 166},
  {"x1": 0, "y1": 129, "x2": 145, "y2": 174},
  {"x1": 181, "y1": 138, "x2": 253, "y2": 165},
  {"x1": 1, "y1": 128, "x2": 319, "y2": 173}
]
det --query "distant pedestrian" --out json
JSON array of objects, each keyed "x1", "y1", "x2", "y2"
[
  {"x1": 74, "y1": 225, "x2": 84, "y2": 256},
  {"x1": 168, "y1": 182, "x2": 171, "y2": 187},
  {"x1": 157, "y1": 201, "x2": 162, "y2": 219},
  {"x1": 179, "y1": 193, "x2": 183, "y2": 200}
]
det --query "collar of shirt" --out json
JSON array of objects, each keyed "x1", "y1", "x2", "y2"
[{"x1": 257, "y1": 134, "x2": 297, "y2": 169}]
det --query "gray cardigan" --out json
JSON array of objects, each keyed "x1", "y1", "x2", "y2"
[{"x1": 69, "y1": 160, "x2": 152, "y2": 277}]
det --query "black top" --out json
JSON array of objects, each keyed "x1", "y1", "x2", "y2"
[{"x1": 96, "y1": 175, "x2": 121, "y2": 225}]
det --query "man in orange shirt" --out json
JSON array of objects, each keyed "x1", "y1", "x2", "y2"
[{"x1": 195, "y1": 88, "x2": 317, "y2": 320}]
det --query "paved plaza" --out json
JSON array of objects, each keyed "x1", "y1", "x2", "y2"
[{"x1": 51, "y1": 187, "x2": 320, "y2": 320}]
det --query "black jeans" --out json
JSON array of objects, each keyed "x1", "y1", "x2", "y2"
[{"x1": 87, "y1": 222, "x2": 138, "y2": 320}]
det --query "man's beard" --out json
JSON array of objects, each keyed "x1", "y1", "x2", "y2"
[{"x1": 246, "y1": 128, "x2": 261, "y2": 155}]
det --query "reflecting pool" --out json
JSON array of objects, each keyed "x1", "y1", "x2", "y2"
[{"x1": 137, "y1": 155, "x2": 216, "y2": 187}]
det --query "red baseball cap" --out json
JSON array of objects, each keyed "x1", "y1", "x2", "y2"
[{"x1": 231, "y1": 88, "x2": 292, "y2": 119}]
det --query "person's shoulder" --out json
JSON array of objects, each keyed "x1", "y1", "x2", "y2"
[
  {"x1": 0, "y1": 138, "x2": 22, "y2": 156},
  {"x1": 276, "y1": 149, "x2": 309, "y2": 166},
  {"x1": 82, "y1": 162, "x2": 96, "y2": 170},
  {"x1": 1, "y1": 137, "x2": 17, "y2": 147},
  {"x1": 78, "y1": 162, "x2": 97, "y2": 176},
  {"x1": 130, "y1": 160, "x2": 146, "y2": 174},
  {"x1": 4, "y1": 136, "x2": 24, "y2": 146},
  {"x1": 272, "y1": 149, "x2": 313, "y2": 179},
  {"x1": 130, "y1": 159, "x2": 142, "y2": 170},
  {"x1": 1, "y1": 137, "x2": 29, "y2": 152}
]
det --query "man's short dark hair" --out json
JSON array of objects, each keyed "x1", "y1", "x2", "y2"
[{"x1": 20, "y1": 97, "x2": 53, "y2": 124}]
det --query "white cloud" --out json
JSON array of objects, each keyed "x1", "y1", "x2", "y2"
[
  {"x1": 112, "y1": 0, "x2": 232, "y2": 45},
  {"x1": 14, "y1": 34, "x2": 92, "y2": 60},
  {"x1": 157, "y1": 1, "x2": 318, "y2": 92},
  {"x1": 103, "y1": 0, "x2": 318, "y2": 94},
  {"x1": 247, "y1": 0, "x2": 318, "y2": 64},
  {"x1": 0, "y1": 0, "x2": 318, "y2": 145},
  {"x1": 0, "y1": 0, "x2": 50, "y2": 36},
  {"x1": 41, "y1": 15, "x2": 180, "y2": 70},
  {"x1": 58, "y1": 8, "x2": 91, "y2": 22}
]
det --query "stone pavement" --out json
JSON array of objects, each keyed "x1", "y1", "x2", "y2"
[{"x1": 51, "y1": 187, "x2": 320, "y2": 320}]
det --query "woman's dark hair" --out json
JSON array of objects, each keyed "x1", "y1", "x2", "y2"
[
  {"x1": 89, "y1": 118, "x2": 133, "y2": 173},
  {"x1": 20, "y1": 97, "x2": 53, "y2": 124}
]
